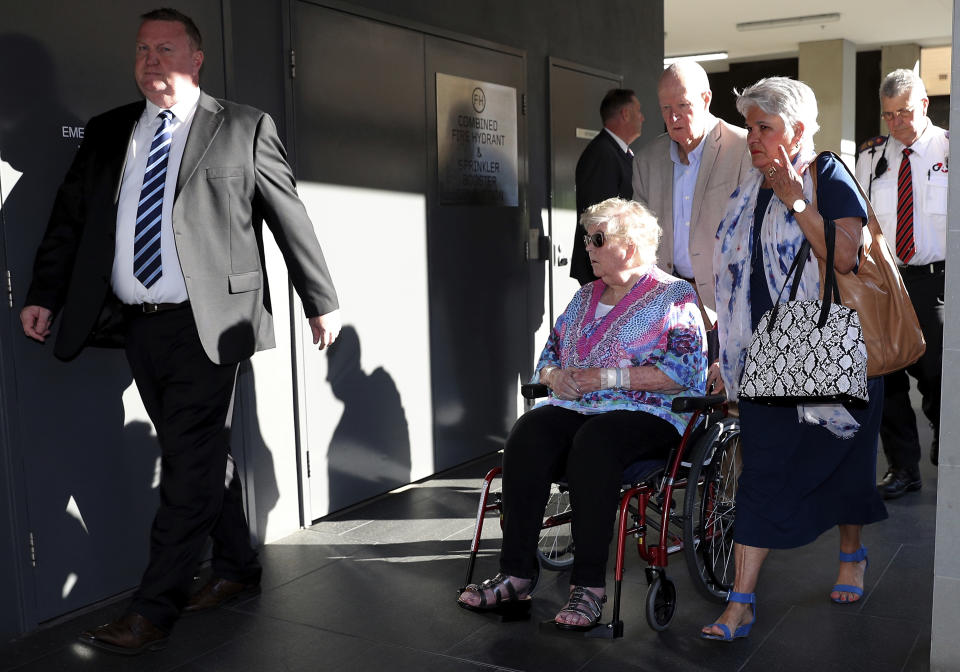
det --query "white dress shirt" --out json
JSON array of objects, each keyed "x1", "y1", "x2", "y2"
[
  {"x1": 112, "y1": 86, "x2": 201, "y2": 304},
  {"x1": 669, "y1": 119, "x2": 713, "y2": 279},
  {"x1": 604, "y1": 127, "x2": 633, "y2": 156},
  {"x1": 855, "y1": 120, "x2": 948, "y2": 265}
]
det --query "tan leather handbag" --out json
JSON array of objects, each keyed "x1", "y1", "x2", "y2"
[{"x1": 810, "y1": 151, "x2": 926, "y2": 377}]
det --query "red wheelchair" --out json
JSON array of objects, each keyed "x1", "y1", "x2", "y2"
[{"x1": 460, "y1": 384, "x2": 741, "y2": 637}]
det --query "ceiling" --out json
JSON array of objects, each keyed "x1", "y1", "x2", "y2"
[{"x1": 664, "y1": 1, "x2": 954, "y2": 68}]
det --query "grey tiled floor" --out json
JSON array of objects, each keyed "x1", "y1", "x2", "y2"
[{"x1": 0, "y1": 428, "x2": 937, "y2": 671}]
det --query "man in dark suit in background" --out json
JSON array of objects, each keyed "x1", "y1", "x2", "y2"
[
  {"x1": 20, "y1": 8, "x2": 340, "y2": 655},
  {"x1": 569, "y1": 88, "x2": 644, "y2": 285}
]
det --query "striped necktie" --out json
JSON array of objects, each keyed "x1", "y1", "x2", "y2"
[
  {"x1": 895, "y1": 148, "x2": 916, "y2": 263},
  {"x1": 134, "y1": 110, "x2": 174, "y2": 288}
]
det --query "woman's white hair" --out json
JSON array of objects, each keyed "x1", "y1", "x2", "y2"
[
  {"x1": 735, "y1": 77, "x2": 820, "y2": 151},
  {"x1": 580, "y1": 197, "x2": 660, "y2": 268}
]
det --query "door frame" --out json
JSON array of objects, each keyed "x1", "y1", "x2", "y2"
[
  {"x1": 545, "y1": 57, "x2": 621, "y2": 325},
  {"x1": 0, "y1": 180, "x2": 30, "y2": 636}
]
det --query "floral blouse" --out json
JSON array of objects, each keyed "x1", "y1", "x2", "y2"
[{"x1": 533, "y1": 266, "x2": 707, "y2": 432}]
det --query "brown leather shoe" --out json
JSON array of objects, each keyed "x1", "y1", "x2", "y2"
[
  {"x1": 183, "y1": 577, "x2": 260, "y2": 613},
  {"x1": 77, "y1": 612, "x2": 168, "y2": 655}
]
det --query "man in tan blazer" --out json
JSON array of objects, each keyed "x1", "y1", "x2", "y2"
[{"x1": 633, "y1": 61, "x2": 750, "y2": 325}]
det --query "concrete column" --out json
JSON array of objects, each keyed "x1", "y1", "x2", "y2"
[
  {"x1": 931, "y1": 7, "x2": 960, "y2": 669},
  {"x1": 798, "y1": 39, "x2": 857, "y2": 166},
  {"x1": 881, "y1": 43, "x2": 921, "y2": 79}
]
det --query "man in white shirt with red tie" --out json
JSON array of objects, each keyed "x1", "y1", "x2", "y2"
[{"x1": 855, "y1": 69, "x2": 947, "y2": 499}]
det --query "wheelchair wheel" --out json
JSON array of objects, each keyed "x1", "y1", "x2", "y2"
[
  {"x1": 645, "y1": 575, "x2": 677, "y2": 631},
  {"x1": 682, "y1": 421, "x2": 741, "y2": 603},
  {"x1": 537, "y1": 483, "x2": 574, "y2": 570}
]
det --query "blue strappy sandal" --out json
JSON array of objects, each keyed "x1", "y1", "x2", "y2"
[
  {"x1": 700, "y1": 591, "x2": 755, "y2": 641},
  {"x1": 832, "y1": 546, "x2": 868, "y2": 604}
]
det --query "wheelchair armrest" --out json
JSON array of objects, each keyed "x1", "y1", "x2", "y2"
[
  {"x1": 521, "y1": 383, "x2": 549, "y2": 399},
  {"x1": 671, "y1": 394, "x2": 727, "y2": 413}
]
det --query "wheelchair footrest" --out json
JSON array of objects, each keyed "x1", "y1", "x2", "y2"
[
  {"x1": 537, "y1": 618, "x2": 624, "y2": 639},
  {"x1": 585, "y1": 620, "x2": 624, "y2": 639}
]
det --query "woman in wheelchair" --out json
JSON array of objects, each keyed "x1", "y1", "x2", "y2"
[
  {"x1": 702, "y1": 77, "x2": 887, "y2": 642},
  {"x1": 457, "y1": 197, "x2": 707, "y2": 630}
]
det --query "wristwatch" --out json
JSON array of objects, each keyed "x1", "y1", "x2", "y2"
[{"x1": 789, "y1": 198, "x2": 809, "y2": 215}]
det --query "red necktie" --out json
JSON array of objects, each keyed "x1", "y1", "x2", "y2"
[{"x1": 896, "y1": 148, "x2": 916, "y2": 263}]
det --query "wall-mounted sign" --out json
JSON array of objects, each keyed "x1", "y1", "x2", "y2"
[{"x1": 436, "y1": 73, "x2": 518, "y2": 207}]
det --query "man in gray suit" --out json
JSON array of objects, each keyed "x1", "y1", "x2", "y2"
[
  {"x1": 20, "y1": 9, "x2": 340, "y2": 654},
  {"x1": 632, "y1": 61, "x2": 750, "y2": 325}
]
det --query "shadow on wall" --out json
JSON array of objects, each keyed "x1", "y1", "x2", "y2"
[
  {"x1": 326, "y1": 325, "x2": 411, "y2": 513},
  {"x1": 233, "y1": 359, "x2": 279, "y2": 546},
  {"x1": 215, "y1": 321, "x2": 280, "y2": 548}
]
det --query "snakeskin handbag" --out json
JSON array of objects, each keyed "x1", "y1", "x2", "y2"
[{"x1": 739, "y1": 222, "x2": 868, "y2": 404}]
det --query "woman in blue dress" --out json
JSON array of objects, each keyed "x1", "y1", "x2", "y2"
[{"x1": 702, "y1": 77, "x2": 888, "y2": 641}]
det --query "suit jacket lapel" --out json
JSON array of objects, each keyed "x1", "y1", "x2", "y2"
[
  {"x1": 175, "y1": 92, "x2": 224, "y2": 199},
  {"x1": 660, "y1": 147, "x2": 675, "y2": 227},
  {"x1": 108, "y1": 103, "x2": 145, "y2": 204},
  {"x1": 691, "y1": 120, "x2": 722, "y2": 229}
]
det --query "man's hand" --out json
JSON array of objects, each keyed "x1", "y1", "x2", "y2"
[
  {"x1": 706, "y1": 361, "x2": 726, "y2": 395},
  {"x1": 21, "y1": 305, "x2": 53, "y2": 343},
  {"x1": 309, "y1": 309, "x2": 342, "y2": 350}
]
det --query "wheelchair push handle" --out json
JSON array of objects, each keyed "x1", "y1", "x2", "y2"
[
  {"x1": 671, "y1": 394, "x2": 727, "y2": 413},
  {"x1": 521, "y1": 383, "x2": 549, "y2": 399}
]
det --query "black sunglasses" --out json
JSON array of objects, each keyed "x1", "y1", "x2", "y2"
[{"x1": 583, "y1": 231, "x2": 610, "y2": 248}]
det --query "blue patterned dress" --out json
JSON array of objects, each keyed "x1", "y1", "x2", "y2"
[
  {"x1": 533, "y1": 266, "x2": 707, "y2": 432},
  {"x1": 735, "y1": 154, "x2": 888, "y2": 548}
]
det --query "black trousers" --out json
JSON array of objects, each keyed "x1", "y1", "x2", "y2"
[
  {"x1": 124, "y1": 306, "x2": 260, "y2": 630},
  {"x1": 499, "y1": 405, "x2": 678, "y2": 587},
  {"x1": 880, "y1": 267, "x2": 944, "y2": 472}
]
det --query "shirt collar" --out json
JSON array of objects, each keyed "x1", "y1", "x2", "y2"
[
  {"x1": 603, "y1": 127, "x2": 631, "y2": 154},
  {"x1": 903, "y1": 118, "x2": 935, "y2": 158},
  {"x1": 144, "y1": 85, "x2": 201, "y2": 123}
]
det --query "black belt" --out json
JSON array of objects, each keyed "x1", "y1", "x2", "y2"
[
  {"x1": 123, "y1": 301, "x2": 190, "y2": 316},
  {"x1": 898, "y1": 261, "x2": 944, "y2": 276}
]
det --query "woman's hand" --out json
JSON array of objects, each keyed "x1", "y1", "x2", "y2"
[
  {"x1": 544, "y1": 367, "x2": 583, "y2": 400},
  {"x1": 706, "y1": 362, "x2": 725, "y2": 395},
  {"x1": 570, "y1": 368, "x2": 605, "y2": 395},
  {"x1": 767, "y1": 145, "x2": 860, "y2": 273},
  {"x1": 766, "y1": 144, "x2": 806, "y2": 206}
]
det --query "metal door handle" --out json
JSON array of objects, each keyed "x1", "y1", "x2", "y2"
[{"x1": 555, "y1": 244, "x2": 568, "y2": 266}]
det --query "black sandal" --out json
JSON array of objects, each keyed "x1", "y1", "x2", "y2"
[
  {"x1": 554, "y1": 586, "x2": 606, "y2": 631},
  {"x1": 457, "y1": 573, "x2": 532, "y2": 615}
]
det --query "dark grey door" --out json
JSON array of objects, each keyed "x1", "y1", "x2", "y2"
[
  {"x1": 289, "y1": 2, "x2": 429, "y2": 519},
  {"x1": 547, "y1": 59, "x2": 621, "y2": 324},
  {"x1": 288, "y1": 2, "x2": 529, "y2": 518},
  {"x1": 423, "y1": 37, "x2": 529, "y2": 471}
]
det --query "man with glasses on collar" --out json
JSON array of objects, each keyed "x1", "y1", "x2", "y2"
[{"x1": 856, "y1": 69, "x2": 947, "y2": 499}]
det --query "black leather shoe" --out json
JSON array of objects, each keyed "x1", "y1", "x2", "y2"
[
  {"x1": 78, "y1": 612, "x2": 168, "y2": 655},
  {"x1": 878, "y1": 469, "x2": 922, "y2": 500},
  {"x1": 183, "y1": 577, "x2": 260, "y2": 613}
]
